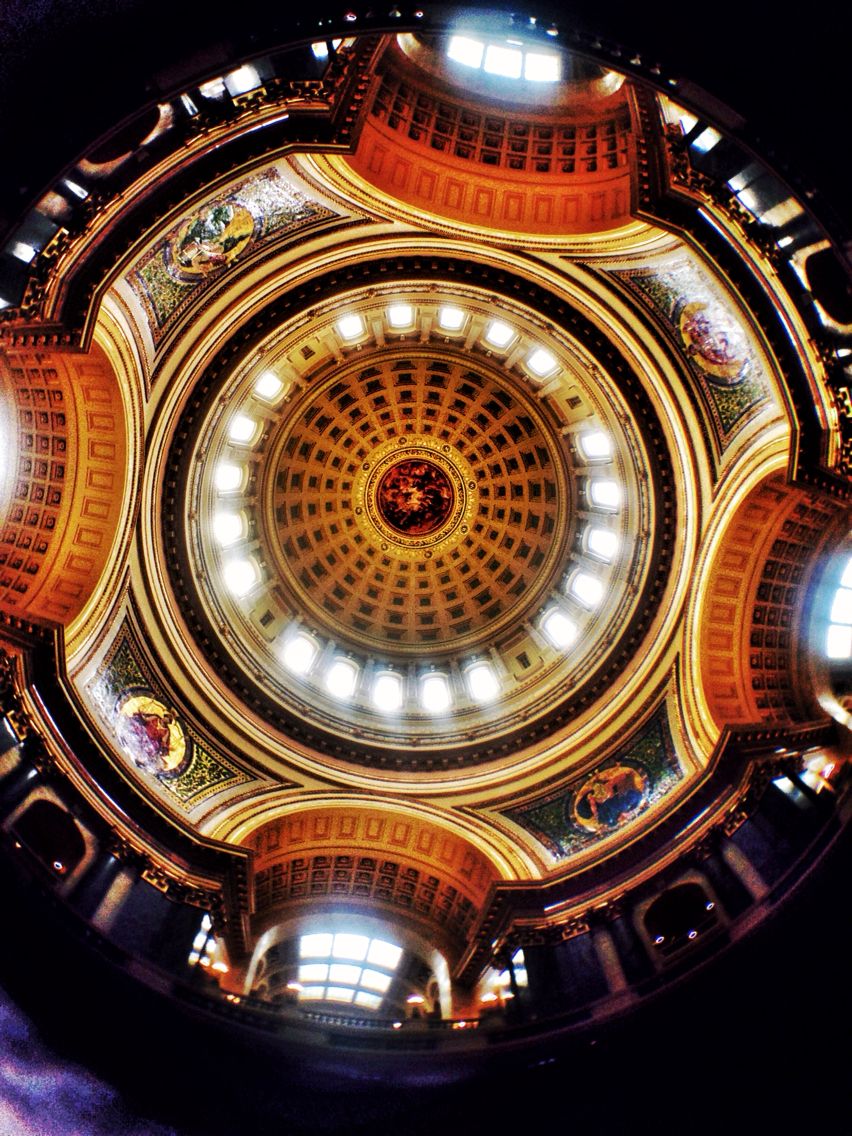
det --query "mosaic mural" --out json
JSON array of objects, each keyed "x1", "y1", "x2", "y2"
[
  {"x1": 614, "y1": 256, "x2": 773, "y2": 450},
  {"x1": 129, "y1": 168, "x2": 336, "y2": 342},
  {"x1": 504, "y1": 705, "x2": 682, "y2": 859},
  {"x1": 87, "y1": 628, "x2": 249, "y2": 807}
]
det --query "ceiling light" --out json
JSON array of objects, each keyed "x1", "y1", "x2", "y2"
[
  {"x1": 438, "y1": 306, "x2": 466, "y2": 331},
  {"x1": 254, "y1": 371, "x2": 284, "y2": 401},
  {"x1": 326, "y1": 987, "x2": 355, "y2": 1002},
  {"x1": 484, "y1": 320, "x2": 515, "y2": 348},
  {"x1": 282, "y1": 632, "x2": 317, "y2": 675},
  {"x1": 329, "y1": 963, "x2": 362, "y2": 985},
  {"x1": 827, "y1": 624, "x2": 852, "y2": 658},
  {"x1": 541, "y1": 608, "x2": 577, "y2": 649},
  {"x1": 336, "y1": 313, "x2": 365, "y2": 341},
  {"x1": 354, "y1": 991, "x2": 382, "y2": 1009},
  {"x1": 372, "y1": 671, "x2": 403, "y2": 713},
  {"x1": 298, "y1": 985, "x2": 326, "y2": 1000},
  {"x1": 228, "y1": 414, "x2": 256, "y2": 444},
  {"x1": 299, "y1": 963, "x2": 329, "y2": 982}
]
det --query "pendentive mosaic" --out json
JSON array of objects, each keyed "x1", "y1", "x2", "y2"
[
  {"x1": 128, "y1": 167, "x2": 336, "y2": 342},
  {"x1": 504, "y1": 704, "x2": 683, "y2": 859},
  {"x1": 614, "y1": 255, "x2": 773, "y2": 450},
  {"x1": 87, "y1": 624, "x2": 249, "y2": 807}
]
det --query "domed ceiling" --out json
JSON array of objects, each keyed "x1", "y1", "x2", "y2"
[{"x1": 0, "y1": 9, "x2": 848, "y2": 1066}]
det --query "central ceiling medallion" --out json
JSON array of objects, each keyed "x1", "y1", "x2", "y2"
[{"x1": 357, "y1": 436, "x2": 477, "y2": 559}]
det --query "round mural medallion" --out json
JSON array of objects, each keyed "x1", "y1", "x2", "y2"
[{"x1": 376, "y1": 458, "x2": 455, "y2": 536}]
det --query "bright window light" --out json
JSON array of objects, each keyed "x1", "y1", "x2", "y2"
[
  {"x1": 312, "y1": 39, "x2": 342, "y2": 59},
  {"x1": 421, "y1": 672, "x2": 451, "y2": 713},
  {"x1": 329, "y1": 963, "x2": 362, "y2": 985},
  {"x1": 299, "y1": 963, "x2": 329, "y2": 982},
  {"x1": 579, "y1": 431, "x2": 613, "y2": 461},
  {"x1": 360, "y1": 969, "x2": 392, "y2": 992},
  {"x1": 841, "y1": 557, "x2": 852, "y2": 588},
  {"x1": 447, "y1": 35, "x2": 484, "y2": 68},
  {"x1": 336, "y1": 313, "x2": 365, "y2": 341},
  {"x1": 228, "y1": 414, "x2": 256, "y2": 444},
  {"x1": 63, "y1": 178, "x2": 88, "y2": 199},
  {"x1": 198, "y1": 77, "x2": 226, "y2": 99},
  {"x1": 222, "y1": 557, "x2": 258, "y2": 597},
  {"x1": 484, "y1": 44, "x2": 523, "y2": 79},
  {"x1": 570, "y1": 571, "x2": 604, "y2": 608},
  {"x1": 299, "y1": 985, "x2": 327, "y2": 1000},
  {"x1": 212, "y1": 511, "x2": 243, "y2": 546},
  {"x1": 387, "y1": 303, "x2": 414, "y2": 328},
  {"x1": 679, "y1": 112, "x2": 699, "y2": 134},
  {"x1": 372, "y1": 671, "x2": 403, "y2": 713},
  {"x1": 524, "y1": 52, "x2": 560, "y2": 82},
  {"x1": 300, "y1": 933, "x2": 333, "y2": 958},
  {"x1": 830, "y1": 587, "x2": 852, "y2": 624},
  {"x1": 366, "y1": 939, "x2": 402, "y2": 969},
  {"x1": 193, "y1": 931, "x2": 207, "y2": 952},
  {"x1": 542, "y1": 608, "x2": 577, "y2": 649},
  {"x1": 466, "y1": 662, "x2": 500, "y2": 702},
  {"x1": 254, "y1": 371, "x2": 284, "y2": 401},
  {"x1": 214, "y1": 462, "x2": 243, "y2": 492},
  {"x1": 325, "y1": 657, "x2": 358, "y2": 699},
  {"x1": 438, "y1": 306, "x2": 466, "y2": 331},
  {"x1": 485, "y1": 320, "x2": 515, "y2": 348},
  {"x1": 527, "y1": 348, "x2": 558, "y2": 377},
  {"x1": 827, "y1": 623, "x2": 852, "y2": 658},
  {"x1": 587, "y1": 527, "x2": 619, "y2": 561},
  {"x1": 333, "y1": 933, "x2": 369, "y2": 961},
  {"x1": 589, "y1": 479, "x2": 621, "y2": 509},
  {"x1": 354, "y1": 991, "x2": 383, "y2": 1009},
  {"x1": 282, "y1": 632, "x2": 317, "y2": 675},
  {"x1": 225, "y1": 65, "x2": 261, "y2": 96},
  {"x1": 691, "y1": 126, "x2": 722, "y2": 154},
  {"x1": 326, "y1": 987, "x2": 355, "y2": 1003},
  {"x1": 12, "y1": 242, "x2": 36, "y2": 263},
  {"x1": 361, "y1": 967, "x2": 393, "y2": 995}
]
